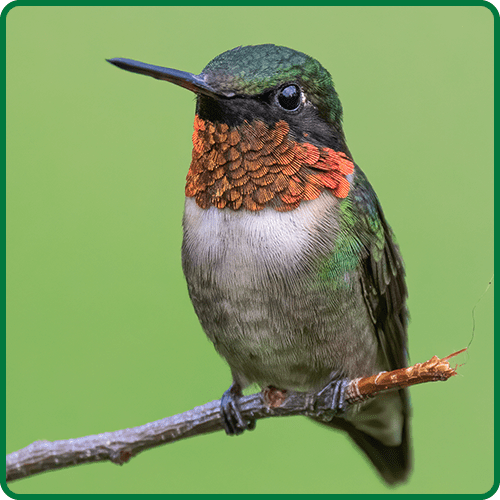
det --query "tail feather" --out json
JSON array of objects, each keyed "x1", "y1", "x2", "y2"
[{"x1": 311, "y1": 390, "x2": 411, "y2": 485}]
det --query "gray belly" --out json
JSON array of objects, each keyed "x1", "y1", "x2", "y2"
[{"x1": 181, "y1": 194, "x2": 378, "y2": 391}]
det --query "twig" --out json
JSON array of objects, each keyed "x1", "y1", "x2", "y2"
[{"x1": 6, "y1": 350, "x2": 464, "y2": 483}]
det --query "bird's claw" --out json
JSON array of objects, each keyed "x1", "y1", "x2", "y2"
[
  {"x1": 221, "y1": 386, "x2": 256, "y2": 436},
  {"x1": 316, "y1": 377, "x2": 350, "y2": 418}
]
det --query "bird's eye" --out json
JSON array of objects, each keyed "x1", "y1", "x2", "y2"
[{"x1": 276, "y1": 84, "x2": 301, "y2": 111}]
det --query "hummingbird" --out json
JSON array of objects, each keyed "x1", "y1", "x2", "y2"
[{"x1": 107, "y1": 44, "x2": 411, "y2": 484}]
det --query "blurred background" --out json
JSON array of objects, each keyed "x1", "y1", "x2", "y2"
[{"x1": 6, "y1": 6, "x2": 493, "y2": 494}]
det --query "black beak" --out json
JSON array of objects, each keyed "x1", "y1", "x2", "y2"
[{"x1": 107, "y1": 58, "x2": 229, "y2": 98}]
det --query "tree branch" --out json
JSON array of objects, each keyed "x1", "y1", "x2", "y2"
[{"x1": 6, "y1": 349, "x2": 465, "y2": 483}]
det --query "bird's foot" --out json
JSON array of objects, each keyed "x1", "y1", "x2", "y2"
[
  {"x1": 315, "y1": 377, "x2": 350, "y2": 420},
  {"x1": 221, "y1": 383, "x2": 256, "y2": 436}
]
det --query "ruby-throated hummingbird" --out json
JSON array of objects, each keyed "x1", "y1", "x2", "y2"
[{"x1": 108, "y1": 44, "x2": 411, "y2": 484}]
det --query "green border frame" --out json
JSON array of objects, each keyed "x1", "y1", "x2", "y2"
[{"x1": 1, "y1": 1, "x2": 496, "y2": 498}]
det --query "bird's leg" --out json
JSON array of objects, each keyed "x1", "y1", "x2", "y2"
[
  {"x1": 220, "y1": 381, "x2": 256, "y2": 436},
  {"x1": 316, "y1": 374, "x2": 350, "y2": 419}
]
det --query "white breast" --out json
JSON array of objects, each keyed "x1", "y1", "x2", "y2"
[
  {"x1": 180, "y1": 192, "x2": 377, "y2": 390},
  {"x1": 182, "y1": 192, "x2": 339, "y2": 285}
]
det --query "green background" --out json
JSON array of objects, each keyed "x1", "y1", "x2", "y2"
[{"x1": 6, "y1": 5, "x2": 494, "y2": 495}]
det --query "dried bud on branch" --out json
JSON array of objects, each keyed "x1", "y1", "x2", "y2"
[{"x1": 345, "y1": 348, "x2": 465, "y2": 404}]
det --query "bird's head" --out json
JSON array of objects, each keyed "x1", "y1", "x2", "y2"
[{"x1": 108, "y1": 44, "x2": 354, "y2": 211}]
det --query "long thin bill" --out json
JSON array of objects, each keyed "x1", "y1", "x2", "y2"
[{"x1": 107, "y1": 58, "x2": 223, "y2": 97}]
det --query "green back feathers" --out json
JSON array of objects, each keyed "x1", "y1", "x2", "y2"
[
  {"x1": 203, "y1": 44, "x2": 343, "y2": 125},
  {"x1": 318, "y1": 168, "x2": 387, "y2": 288}
]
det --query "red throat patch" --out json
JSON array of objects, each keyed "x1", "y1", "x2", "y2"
[{"x1": 185, "y1": 115, "x2": 354, "y2": 212}]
